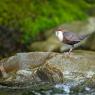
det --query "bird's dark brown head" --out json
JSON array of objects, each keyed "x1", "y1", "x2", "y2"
[
  {"x1": 55, "y1": 27, "x2": 65, "y2": 42},
  {"x1": 56, "y1": 27, "x2": 65, "y2": 32}
]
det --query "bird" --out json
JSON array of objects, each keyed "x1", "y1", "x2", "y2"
[{"x1": 55, "y1": 27, "x2": 88, "y2": 55}]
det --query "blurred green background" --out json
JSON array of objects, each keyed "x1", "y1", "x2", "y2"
[{"x1": 0, "y1": 0, "x2": 95, "y2": 58}]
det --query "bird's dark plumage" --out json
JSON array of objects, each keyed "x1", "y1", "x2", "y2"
[
  {"x1": 63, "y1": 31, "x2": 81, "y2": 45},
  {"x1": 55, "y1": 28, "x2": 89, "y2": 54}
]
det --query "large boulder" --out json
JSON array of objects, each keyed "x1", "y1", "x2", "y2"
[
  {"x1": 0, "y1": 52, "x2": 64, "y2": 90},
  {"x1": 82, "y1": 31, "x2": 95, "y2": 51},
  {"x1": 30, "y1": 17, "x2": 95, "y2": 52},
  {"x1": 30, "y1": 35, "x2": 62, "y2": 52},
  {"x1": 0, "y1": 51, "x2": 95, "y2": 94}
]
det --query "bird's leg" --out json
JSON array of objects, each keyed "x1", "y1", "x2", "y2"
[
  {"x1": 68, "y1": 46, "x2": 73, "y2": 54},
  {"x1": 67, "y1": 45, "x2": 74, "y2": 57},
  {"x1": 64, "y1": 45, "x2": 74, "y2": 57}
]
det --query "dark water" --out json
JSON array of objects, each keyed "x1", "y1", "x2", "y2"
[
  {"x1": 0, "y1": 81, "x2": 95, "y2": 95},
  {"x1": 0, "y1": 71, "x2": 95, "y2": 95}
]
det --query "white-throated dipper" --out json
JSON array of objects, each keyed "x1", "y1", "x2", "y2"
[{"x1": 55, "y1": 27, "x2": 88, "y2": 54}]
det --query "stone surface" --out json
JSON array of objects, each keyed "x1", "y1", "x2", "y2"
[
  {"x1": 30, "y1": 35, "x2": 62, "y2": 52},
  {"x1": 30, "y1": 17, "x2": 95, "y2": 52},
  {"x1": 0, "y1": 51, "x2": 95, "y2": 93},
  {"x1": 82, "y1": 31, "x2": 95, "y2": 51}
]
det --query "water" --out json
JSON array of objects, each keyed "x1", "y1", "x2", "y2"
[
  {"x1": 0, "y1": 79, "x2": 95, "y2": 95},
  {"x1": 0, "y1": 71, "x2": 95, "y2": 95}
]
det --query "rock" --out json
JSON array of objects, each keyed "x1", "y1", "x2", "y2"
[
  {"x1": 0, "y1": 52, "x2": 64, "y2": 90},
  {"x1": 59, "y1": 17, "x2": 95, "y2": 35},
  {"x1": 60, "y1": 31, "x2": 95, "y2": 52},
  {"x1": 30, "y1": 17, "x2": 95, "y2": 52},
  {"x1": 57, "y1": 17, "x2": 95, "y2": 52},
  {"x1": 0, "y1": 51, "x2": 95, "y2": 92},
  {"x1": 30, "y1": 35, "x2": 62, "y2": 52},
  {"x1": 82, "y1": 31, "x2": 95, "y2": 51},
  {"x1": 58, "y1": 17, "x2": 95, "y2": 52}
]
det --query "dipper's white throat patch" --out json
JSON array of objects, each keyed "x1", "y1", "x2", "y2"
[{"x1": 56, "y1": 31, "x2": 64, "y2": 42}]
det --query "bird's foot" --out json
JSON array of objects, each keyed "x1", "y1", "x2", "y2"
[{"x1": 64, "y1": 52, "x2": 73, "y2": 58}]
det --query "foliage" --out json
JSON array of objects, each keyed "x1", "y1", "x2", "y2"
[
  {"x1": 0, "y1": 0, "x2": 94, "y2": 58},
  {"x1": 0, "y1": 0, "x2": 92, "y2": 42}
]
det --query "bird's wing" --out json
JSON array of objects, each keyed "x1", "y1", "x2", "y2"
[{"x1": 63, "y1": 32, "x2": 80, "y2": 42}]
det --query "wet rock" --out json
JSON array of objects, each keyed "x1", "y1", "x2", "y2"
[
  {"x1": 0, "y1": 52, "x2": 63, "y2": 90},
  {"x1": 30, "y1": 17, "x2": 95, "y2": 52},
  {"x1": 36, "y1": 63, "x2": 63, "y2": 83},
  {"x1": 70, "y1": 74, "x2": 95, "y2": 94},
  {"x1": 59, "y1": 17, "x2": 95, "y2": 35},
  {"x1": 0, "y1": 51, "x2": 95, "y2": 92},
  {"x1": 30, "y1": 35, "x2": 62, "y2": 52},
  {"x1": 82, "y1": 31, "x2": 95, "y2": 51}
]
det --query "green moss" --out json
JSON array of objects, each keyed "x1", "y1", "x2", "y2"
[{"x1": 0, "y1": 0, "x2": 93, "y2": 43}]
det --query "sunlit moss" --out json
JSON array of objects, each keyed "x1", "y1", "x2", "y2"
[{"x1": 0, "y1": 0, "x2": 93, "y2": 43}]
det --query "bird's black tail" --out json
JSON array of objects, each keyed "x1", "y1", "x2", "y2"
[{"x1": 79, "y1": 34, "x2": 89, "y2": 40}]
